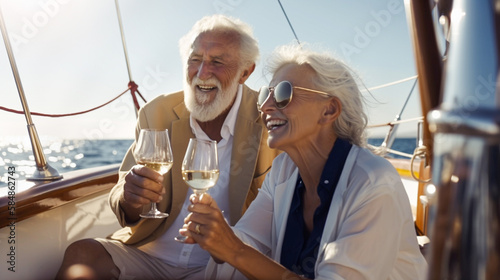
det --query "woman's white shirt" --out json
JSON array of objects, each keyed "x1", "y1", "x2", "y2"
[{"x1": 206, "y1": 145, "x2": 427, "y2": 280}]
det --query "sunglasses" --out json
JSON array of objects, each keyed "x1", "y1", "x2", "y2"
[{"x1": 257, "y1": 80, "x2": 331, "y2": 110}]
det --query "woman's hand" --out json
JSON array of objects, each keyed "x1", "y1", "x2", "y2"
[
  {"x1": 177, "y1": 193, "x2": 220, "y2": 243},
  {"x1": 178, "y1": 193, "x2": 245, "y2": 263},
  {"x1": 180, "y1": 194, "x2": 307, "y2": 279}
]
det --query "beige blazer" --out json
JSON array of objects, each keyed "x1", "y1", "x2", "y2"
[{"x1": 108, "y1": 85, "x2": 279, "y2": 246}]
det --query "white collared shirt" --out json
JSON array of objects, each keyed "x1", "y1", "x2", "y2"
[
  {"x1": 138, "y1": 85, "x2": 243, "y2": 268},
  {"x1": 206, "y1": 147, "x2": 428, "y2": 279}
]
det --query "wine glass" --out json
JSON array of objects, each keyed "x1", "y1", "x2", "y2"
[
  {"x1": 133, "y1": 129, "x2": 173, "y2": 219},
  {"x1": 175, "y1": 138, "x2": 219, "y2": 242}
]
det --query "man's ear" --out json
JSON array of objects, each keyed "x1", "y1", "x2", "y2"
[
  {"x1": 238, "y1": 63, "x2": 256, "y2": 84},
  {"x1": 319, "y1": 97, "x2": 342, "y2": 125}
]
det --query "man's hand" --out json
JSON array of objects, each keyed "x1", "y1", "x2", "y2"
[{"x1": 119, "y1": 165, "x2": 165, "y2": 221}]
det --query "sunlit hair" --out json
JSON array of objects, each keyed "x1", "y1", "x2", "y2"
[
  {"x1": 178, "y1": 14, "x2": 259, "y2": 68},
  {"x1": 265, "y1": 44, "x2": 368, "y2": 147}
]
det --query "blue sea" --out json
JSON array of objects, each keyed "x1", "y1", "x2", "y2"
[
  {"x1": 0, "y1": 138, "x2": 417, "y2": 187},
  {"x1": 0, "y1": 139, "x2": 133, "y2": 186}
]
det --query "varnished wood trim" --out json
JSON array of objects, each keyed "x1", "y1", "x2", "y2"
[
  {"x1": 415, "y1": 162, "x2": 431, "y2": 236},
  {"x1": 408, "y1": 0, "x2": 444, "y2": 164},
  {"x1": 0, "y1": 164, "x2": 120, "y2": 228}
]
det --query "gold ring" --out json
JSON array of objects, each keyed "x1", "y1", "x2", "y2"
[{"x1": 195, "y1": 224, "x2": 201, "y2": 235}]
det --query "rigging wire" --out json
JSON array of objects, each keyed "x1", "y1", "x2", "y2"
[
  {"x1": 277, "y1": 0, "x2": 301, "y2": 45},
  {"x1": 375, "y1": 76, "x2": 419, "y2": 153},
  {"x1": 364, "y1": 75, "x2": 418, "y2": 92},
  {"x1": 114, "y1": 0, "x2": 133, "y2": 82},
  {"x1": 114, "y1": 0, "x2": 146, "y2": 116},
  {"x1": 367, "y1": 116, "x2": 424, "y2": 128},
  {"x1": 397, "y1": 77, "x2": 419, "y2": 118}
]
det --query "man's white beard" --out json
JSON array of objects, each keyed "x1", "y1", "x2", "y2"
[{"x1": 184, "y1": 72, "x2": 241, "y2": 122}]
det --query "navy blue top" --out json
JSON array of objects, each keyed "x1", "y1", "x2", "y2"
[{"x1": 280, "y1": 138, "x2": 352, "y2": 278}]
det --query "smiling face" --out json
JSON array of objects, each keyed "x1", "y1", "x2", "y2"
[
  {"x1": 183, "y1": 31, "x2": 249, "y2": 122},
  {"x1": 260, "y1": 63, "x2": 337, "y2": 152}
]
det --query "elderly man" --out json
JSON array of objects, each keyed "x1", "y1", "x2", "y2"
[{"x1": 56, "y1": 15, "x2": 279, "y2": 280}]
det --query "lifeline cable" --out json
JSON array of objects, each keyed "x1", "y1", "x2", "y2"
[
  {"x1": 0, "y1": 87, "x2": 130, "y2": 117},
  {"x1": 277, "y1": 0, "x2": 301, "y2": 45}
]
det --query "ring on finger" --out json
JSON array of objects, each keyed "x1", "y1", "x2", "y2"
[{"x1": 195, "y1": 224, "x2": 201, "y2": 235}]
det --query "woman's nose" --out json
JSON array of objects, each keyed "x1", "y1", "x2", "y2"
[{"x1": 259, "y1": 91, "x2": 277, "y2": 113}]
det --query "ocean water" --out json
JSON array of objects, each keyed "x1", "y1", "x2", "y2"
[
  {"x1": 367, "y1": 137, "x2": 418, "y2": 158},
  {"x1": 0, "y1": 139, "x2": 133, "y2": 186},
  {"x1": 0, "y1": 138, "x2": 416, "y2": 187}
]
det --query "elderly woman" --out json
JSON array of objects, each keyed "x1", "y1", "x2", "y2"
[{"x1": 179, "y1": 44, "x2": 427, "y2": 279}]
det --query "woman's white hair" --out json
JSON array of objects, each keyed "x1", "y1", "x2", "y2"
[
  {"x1": 179, "y1": 14, "x2": 259, "y2": 68},
  {"x1": 265, "y1": 44, "x2": 368, "y2": 147}
]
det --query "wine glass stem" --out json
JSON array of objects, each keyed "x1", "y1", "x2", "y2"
[
  {"x1": 150, "y1": 203, "x2": 157, "y2": 213},
  {"x1": 194, "y1": 190, "x2": 206, "y2": 198}
]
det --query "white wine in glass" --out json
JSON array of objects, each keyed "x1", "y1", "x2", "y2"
[
  {"x1": 137, "y1": 161, "x2": 173, "y2": 175},
  {"x1": 182, "y1": 170, "x2": 219, "y2": 193},
  {"x1": 175, "y1": 138, "x2": 219, "y2": 242},
  {"x1": 134, "y1": 129, "x2": 173, "y2": 219}
]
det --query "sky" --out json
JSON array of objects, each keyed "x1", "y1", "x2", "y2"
[{"x1": 0, "y1": 0, "x2": 421, "y2": 142}]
